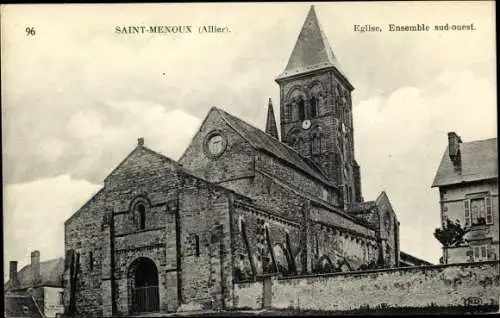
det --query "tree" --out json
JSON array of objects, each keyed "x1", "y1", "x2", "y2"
[{"x1": 434, "y1": 218, "x2": 470, "y2": 247}]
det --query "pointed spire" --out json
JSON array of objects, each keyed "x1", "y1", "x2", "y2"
[
  {"x1": 265, "y1": 98, "x2": 279, "y2": 140},
  {"x1": 276, "y1": 5, "x2": 348, "y2": 82}
]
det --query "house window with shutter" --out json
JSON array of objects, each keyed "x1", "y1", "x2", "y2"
[
  {"x1": 471, "y1": 198, "x2": 486, "y2": 225},
  {"x1": 464, "y1": 200, "x2": 470, "y2": 226},
  {"x1": 464, "y1": 193, "x2": 493, "y2": 226},
  {"x1": 485, "y1": 196, "x2": 493, "y2": 224},
  {"x1": 472, "y1": 244, "x2": 489, "y2": 262}
]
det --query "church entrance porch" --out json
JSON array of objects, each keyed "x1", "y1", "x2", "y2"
[{"x1": 128, "y1": 257, "x2": 160, "y2": 314}]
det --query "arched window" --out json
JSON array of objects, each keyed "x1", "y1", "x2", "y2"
[
  {"x1": 297, "y1": 137, "x2": 307, "y2": 155},
  {"x1": 285, "y1": 103, "x2": 292, "y2": 121},
  {"x1": 137, "y1": 203, "x2": 146, "y2": 230},
  {"x1": 314, "y1": 234, "x2": 319, "y2": 256},
  {"x1": 310, "y1": 96, "x2": 318, "y2": 118},
  {"x1": 89, "y1": 251, "x2": 93, "y2": 271},
  {"x1": 312, "y1": 133, "x2": 321, "y2": 155},
  {"x1": 195, "y1": 235, "x2": 200, "y2": 257},
  {"x1": 288, "y1": 134, "x2": 299, "y2": 152},
  {"x1": 297, "y1": 97, "x2": 305, "y2": 121}
]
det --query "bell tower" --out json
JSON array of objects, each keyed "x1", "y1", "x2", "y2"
[{"x1": 275, "y1": 5, "x2": 363, "y2": 208}]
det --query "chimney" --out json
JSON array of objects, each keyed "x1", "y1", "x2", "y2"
[
  {"x1": 9, "y1": 261, "x2": 19, "y2": 287},
  {"x1": 448, "y1": 132, "x2": 462, "y2": 165},
  {"x1": 31, "y1": 250, "x2": 41, "y2": 285},
  {"x1": 137, "y1": 137, "x2": 144, "y2": 146}
]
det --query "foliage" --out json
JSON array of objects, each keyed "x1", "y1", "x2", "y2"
[{"x1": 433, "y1": 218, "x2": 470, "y2": 247}]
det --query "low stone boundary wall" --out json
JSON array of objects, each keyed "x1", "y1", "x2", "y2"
[
  {"x1": 233, "y1": 261, "x2": 500, "y2": 313},
  {"x1": 233, "y1": 281, "x2": 263, "y2": 310}
]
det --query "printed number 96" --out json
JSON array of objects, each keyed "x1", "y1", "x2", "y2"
[{"x1": 25, "y1": 27, "x2": 36, "y2": 36}]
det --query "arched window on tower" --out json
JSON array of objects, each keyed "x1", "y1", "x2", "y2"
[
  {"x1": 285, "y1": 103, "x2": 292, "y2": 122},
  {"x1": 298, "y1": 137, "x2": 307, "y2": 155},
  {"x1": 298, "y1": 97, "x2": 305, "y2": 121},
  {"x1": 312, "y1": 132, "x2": 321, "y2": 155},
  {"x1": 310, "y1": 96, "x2": 318, "y2": 118},
  {"x1": 290, "y1": 136, "x2": 296, "y2": 147}
]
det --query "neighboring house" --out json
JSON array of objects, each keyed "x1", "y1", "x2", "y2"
[
  {"x1": 431, "y1": 132, "x2": 498, "y2": 264},
  {"x1": 4, "y1": 294, "x2": 44, "y2": 318},
  {"x1": 399, "y1": 251, "x2": 433, "y2": 267},
  {"x1": 4, "y1": 251, "x2": 65, "y2": 318}
]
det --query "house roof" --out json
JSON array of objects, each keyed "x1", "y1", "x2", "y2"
[
  {"x1": 400, "y1": 251, "x2": 433, "y2": 266},
  {"x1": 4, "y1": 295, "x2": 44, "y2": 318},
  {"x1": 431, "y1": 138, "x2": 498, "y2": 187},
  {"x1": 214, "y1": 107, "x2": 335, "y2": 188},
  {"x1": 275, "y1": 5, "x2": 350, "y2": 87},
  {"x1": 4, "y1": 258, "x2": 64, "y2": 291}
]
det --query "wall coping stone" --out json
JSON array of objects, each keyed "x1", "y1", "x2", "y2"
[{"x1": 232, "y1": 260, "x2": 500, "y2": 284}]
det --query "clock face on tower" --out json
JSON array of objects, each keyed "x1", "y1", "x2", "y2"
[{"x1": 302, "y1": 119, "x2": 311, "y2": 130}]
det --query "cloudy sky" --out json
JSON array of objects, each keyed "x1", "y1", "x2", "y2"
[{"x1": 2, "y1": 2, "x2": 496, "y2": 280}]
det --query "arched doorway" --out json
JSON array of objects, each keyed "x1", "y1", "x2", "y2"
[{"x1": 128, "y1": 257, "x2": 160, "y2": 313}]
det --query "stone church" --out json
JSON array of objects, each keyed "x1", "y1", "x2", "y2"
[{"x1": 63, "y1": 6, "x2": 407, "y2": 316}]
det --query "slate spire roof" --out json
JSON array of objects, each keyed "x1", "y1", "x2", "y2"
[
  {"x1": 276, "y1": 5, "x2": 348, "y2": 82},
  {"x1": 265, "y1": 98, "x2": 279, "y2": 140}
]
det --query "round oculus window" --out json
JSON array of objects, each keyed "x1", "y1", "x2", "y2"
[{"x1": 205, "y1": 132, "x2": 227, "y2": 158}]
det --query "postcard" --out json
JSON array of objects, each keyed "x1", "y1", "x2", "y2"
[{"x1": 2, "y1": 2, "x2": 497, "y2": 317}]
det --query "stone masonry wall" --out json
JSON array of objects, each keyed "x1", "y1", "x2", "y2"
[
  {"x1": 233, "y1": 261, "x2": 500, "y2": 312},
  {"x1": 279, "y1": 70, "x2": 358, "y2": 207},
  {"x1": 231, "y1": 201, "x2": 301, "y2": 278},
  {"x1": 178, "y1": 175, "x2": 234, "y2": 310},
  {"x1": 233, "y1": 281, "x2": 263, "y2": 310},
  {"x1": 249, "y1": 171, "x2": 306, "y2": 222},
  {"x1": 179, "y1": 108, "x2": 256, "y2": 185},
  {"x1": 374, "y1": 193, "x2": 399, "y2": 267},
  {"x1": 64, "y1": 188, "x2": 106, "y2": 317},
  {"x1": 310, "y1": 222, "x2": 378, "y2": 272},
  {"x1": 104, "y1": 146, "x2": 181, "y2": 315},
  {"x1": 65, "y1": 144, "x2": 240, "y2": 315},
  {"x1": 310, "y1": 205, "x2": 376, "y2": 237},
  {"x1": 256, "y1": 152, "x2": 337, "y2": 205}
]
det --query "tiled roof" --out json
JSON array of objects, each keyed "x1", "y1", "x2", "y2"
[
  {"x1": 347, "y1": 201, "x2": 376, "y2": 214},
  {"x1": 347, "y1": 200, "x2": 380, "y2": 226},
  {"x1": 276, "y1": 5, "x2": 349, "y2": 85},
  {"x1": 4, "y1": 295, "x2": 44, "y2": 318},
  {"x1": 400, "y1": 251, "x2": 433, "y2": 266},
  {"x1": 431, "y1": 138, "x2": 498, "y2": 187},
  {"x1": 4, "y1": 258, "x2": 64, "y2": 291},
  {"x1": 214, "y1": 107, "x2": 334, "y2": 187}
]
